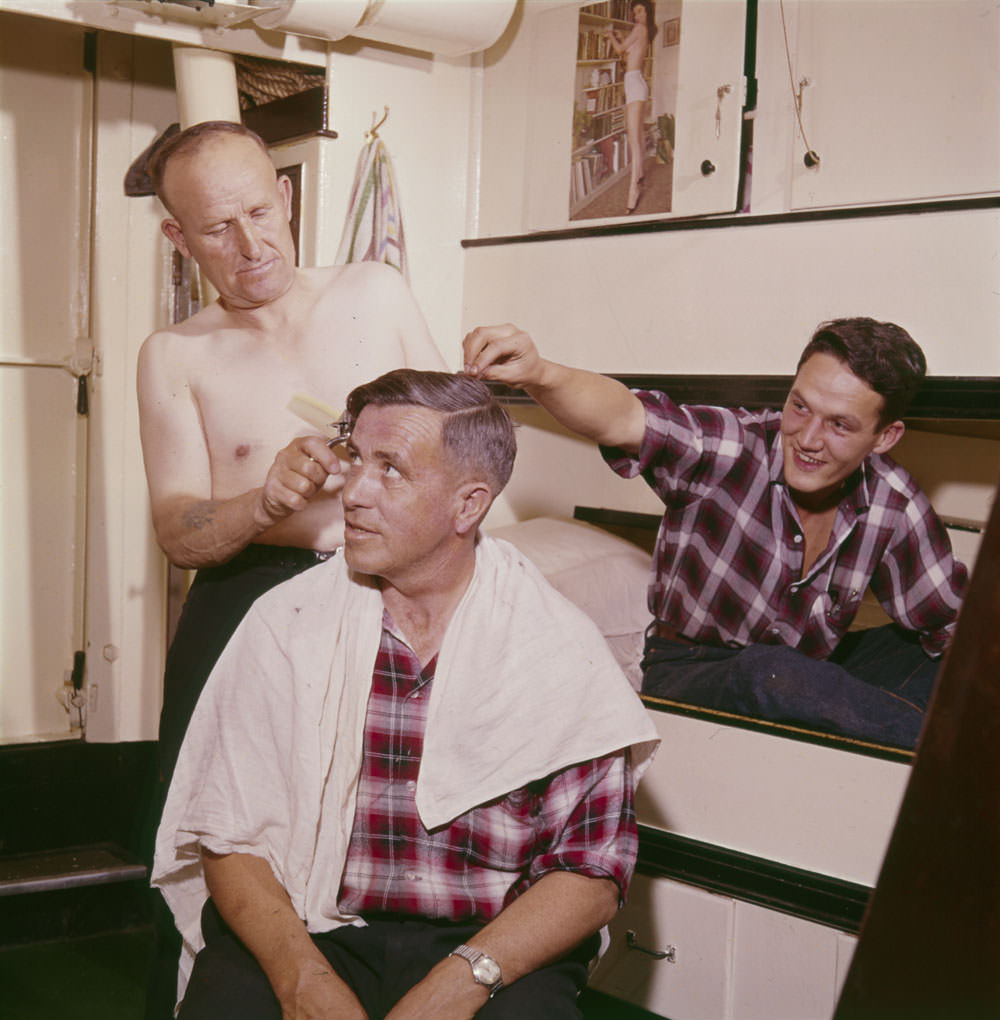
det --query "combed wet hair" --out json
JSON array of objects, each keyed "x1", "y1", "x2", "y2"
[
  {"x1": 346, "y1": 370, "x2": 517, "y2": 495},
  {"x1": 797, "y1": 317, "x2": 927, "y2": 427},
  {"x1": 148, "y1": 121, "x2": 272, "y2": 212}
]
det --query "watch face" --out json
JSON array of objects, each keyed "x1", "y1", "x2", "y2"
[{"x1": 473, "y1": 956, "x2": 501, "y2": 985}]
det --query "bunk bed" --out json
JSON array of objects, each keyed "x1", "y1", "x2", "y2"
[{"x1": 486, "y1": 374, "x2": 998, "y2": 1017}]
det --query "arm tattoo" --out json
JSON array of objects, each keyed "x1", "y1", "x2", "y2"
[{"x1": 182, "y1": 501, "x2": 216, "y2": 531}]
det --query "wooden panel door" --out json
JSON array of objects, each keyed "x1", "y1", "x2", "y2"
[{"x1": 0, "y1": 12, "x2": 92, "y2": 741}]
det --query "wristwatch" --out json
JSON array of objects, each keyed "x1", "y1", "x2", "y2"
[{"x1": 449, "y1": 943, "x2": 504, "y2": 998}]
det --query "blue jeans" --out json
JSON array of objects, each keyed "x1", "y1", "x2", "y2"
[
  {"x1": 178, "y1": 900, "x2": 598, "y2": 1020},
  {"x1": 641, "y1": 624, "x2": 940, "y2": 749}
]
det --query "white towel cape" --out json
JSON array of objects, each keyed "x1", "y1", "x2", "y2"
[{"x1": 152, "y1": 535, "x2": 659, "y2": 998}]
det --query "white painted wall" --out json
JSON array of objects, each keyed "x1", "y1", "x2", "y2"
[
  {"x1": 5, "y1": 1, "x2": 998, "y2": 771},
  {"x1": 1, "y1": 5, "x2": 995, "y2": 1015},
  {"x1": 303, "y1": 38, "x2": 475, "y2": 362},
  {"x1": 466, "y1": 0, "x2": 1000, "y2": 531},
  {"x1": 0, "y1": 12, "x2": 94, "y2": 742},
  {"x1": 1, "y1": 9, "x2": 479, "y2": 742},
  {"x1": 466, "y1": 205, "x2": 1000, "y2": 530},
  {"x1": 84, "y1": 32, "x2": 180, "y2": 744},
  {"x1": 87, "y1": 39, "x2": 476, "y2": 742},
  {"x1": 463, "y1": 11, "x2": 999, "y2": 996}
]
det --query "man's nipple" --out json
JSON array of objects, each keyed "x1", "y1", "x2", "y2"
[{"x1": 235, "y1": 443, "x2": 251, "y2": 459}]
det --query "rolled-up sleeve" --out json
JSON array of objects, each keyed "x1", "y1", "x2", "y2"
[{"x1": 523, "y1": 750, "x2": 637, "y2": 904}]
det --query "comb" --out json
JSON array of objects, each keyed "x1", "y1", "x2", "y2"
[{"x1": 287, "y1": 393, "x2": 351, "y2": 446}]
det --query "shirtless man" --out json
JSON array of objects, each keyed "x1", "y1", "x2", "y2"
[
  {"x1": 139, "y1": 120, "x2": 445, "y2": 1019},
  {"x1": 139, "y1": 121, "x2": 444, "y2": 571}
]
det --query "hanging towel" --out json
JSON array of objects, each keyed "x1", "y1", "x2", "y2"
[{"x1": 335, "y1": 137, "x2": 409, "y2": 280}]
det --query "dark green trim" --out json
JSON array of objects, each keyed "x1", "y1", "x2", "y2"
[
  {"x1": 0, "y1": 740, "x2": 159, "y2": 860},
  {"x1": 462, "y1": 195, "x2": 1000, "y2": 248},
  {"x1": 491, "y1": 375, "x2": 1000, "y2": 421},
  {"x1": 637, "y1": 827, "x2": 872, "y2": 933}
]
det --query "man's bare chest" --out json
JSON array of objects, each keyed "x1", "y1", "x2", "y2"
[{"x1": 799, "y1": 508, "x2": 838, "y2": 578}]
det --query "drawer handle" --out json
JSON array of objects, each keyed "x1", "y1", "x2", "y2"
[{"x1": 626, "y1": 929, "x2": 676, "y2": 963}]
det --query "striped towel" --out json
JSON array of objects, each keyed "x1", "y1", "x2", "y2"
[{"x1": 335, "y1": 137, "x2": 408, "y2": 280}]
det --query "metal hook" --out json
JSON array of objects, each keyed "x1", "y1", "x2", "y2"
[
  {"x1": 626, "y1": 930, "x2": 676, "y2": 962},
  {"x1": 715, "y1": 83, "x2": 733, "y2": 139},
  {"x1": 366, "y1": 105, "x2": 389, "y2": 142},
  {"x1": 795, "y1": 77, "x2": 813, "y2": 115}
]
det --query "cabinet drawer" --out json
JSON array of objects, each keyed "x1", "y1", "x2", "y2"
[{"x1": 590, "y1": 874, "x2": 732, "y2": 1020}]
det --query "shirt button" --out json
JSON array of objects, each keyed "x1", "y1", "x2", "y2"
[
  {"x1": 405, "y1": 871, "x2": 418, "y2": 882},
  {"x1": 790, "y1": 586, "x2": 799, "y2": 593},
  {"x1": 793, "y1": 534, "x2": 803, "y2": 544},
  {"x1": 406, "y1": 780, "x2": 417, "y2": 792}
]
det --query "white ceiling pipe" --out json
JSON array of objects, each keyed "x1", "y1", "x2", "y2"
[
  {"x1": 172, "y1": 44, "x2": 242, "y2": 128},
  {"x1": 250, "y1": 0, "x2": 369, "y2": 43},
  {"x1": 250, "y1": 0, "x2": 517, "y2": 56}
]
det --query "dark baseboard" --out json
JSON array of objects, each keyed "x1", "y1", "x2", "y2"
[
  {"x1": 0, "y1": 740, "x2": 160, "y2": 861},
  {"x1": 638, "y1": 826, "x2": 871, "y2": 933},
  {"x1": 0, "y1": 740, "x2": 160, "y2": 946}
]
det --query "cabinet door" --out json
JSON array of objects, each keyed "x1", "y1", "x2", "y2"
[
  {"x1": 670, "y1": 0, "x2": 747, "y2": 217},
  {"x1": 0, "y1": 13, "x2": 92, "y2": 741},
  {"x1": 731, "y1": 902, "x2": 845, "y2": 1020},
  {"x1": 589, "y1": 874, "x2": 733, "y2": 1019},
  {"x1": 788, "y1": 0, "x2": 1000, "y2": 209},
  {"x1": 479, "y1": 0, "x2": 748, "y2": 236}
]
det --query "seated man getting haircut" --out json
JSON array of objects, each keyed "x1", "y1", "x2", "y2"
[
  {"x1": 463, "y1": 318, "x2": 968, "y2": 749},
  {"x1": 153, "y1": 369, "x2": 658, "y2": 1020}
]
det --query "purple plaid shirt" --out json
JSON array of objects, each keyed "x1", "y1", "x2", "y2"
[
  {"x1": 603, "y1": 393, "x2": 967, "y2": 659},
  {"x1": 337, "y1": 615, "x2": 637, "y2": 922}
]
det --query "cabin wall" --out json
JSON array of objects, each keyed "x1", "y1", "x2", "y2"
[
  {"x1": 6, "y1": 1, "x2": 995, "y2": 741},
  {"x1": 0, "y1": 8, "x2": 476, "y2": 744},
  {"x1": 467, "y1": 0, "x2": 1000, "y2": 531},
  {"x1": 2, "y1": 3, "x2": 998, "y2": 1018},
  {"x1": 0, "y1": 12, "x2": 95, "y2": 743},
  {"x1": 463, "y1": 6, "x2": 998, "y2": 1016}
]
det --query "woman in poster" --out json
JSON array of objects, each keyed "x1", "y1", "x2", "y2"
[{"x1": 605, "y1": 1, "x2": 657, "y2": 213}]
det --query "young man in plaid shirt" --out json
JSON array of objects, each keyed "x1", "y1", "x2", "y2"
[
  {"x1": 464, "y1": 319, "x2": 967, "y2": 749},
  {"x1": 154, "y1": 369, "x2": 657, "y2": 1019}
]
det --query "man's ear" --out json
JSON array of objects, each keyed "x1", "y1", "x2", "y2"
[
  {"x1": 161, "y1": 218, "x2": 192, "y2": 259},
  {"x1": 872, "y1": 419, "x2": 905, "y2": 456},
  {"x1": 454, "y1": 481, "x2": 493, "y2": 536},
  {"x1": 277, "y1": 174, "x2": 294, "y2": 221}
]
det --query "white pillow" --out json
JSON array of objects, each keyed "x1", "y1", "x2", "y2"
[{"x1": 487, "y1": 517, "x2": 652, "y2": 689}]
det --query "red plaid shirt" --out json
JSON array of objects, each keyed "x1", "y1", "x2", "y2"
[
  {"x1": 337, "y1": 615, "x2": 637, "y2": 922},
  {"x1": 603, "y1": 393, "x2": 967, "y2": 659}
]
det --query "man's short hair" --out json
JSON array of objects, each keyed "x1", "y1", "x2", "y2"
[
  {"x1": 346, "y1": 370, "x2": 517, "y2": 495},
  {"x1": 797, "y1": 317, "x2": 927, "y2": 427},
  {"x1": 148, "y1": 121, "x2": 272, "y2": 212}
]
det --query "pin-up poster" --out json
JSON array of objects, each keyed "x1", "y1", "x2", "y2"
[{"x1": 569, "y1": 0, "x2": 680, "y2": 221}]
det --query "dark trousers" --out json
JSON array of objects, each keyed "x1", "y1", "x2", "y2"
[
  {"x1": 641, "y1": 624, "x2": 941, "y2": 749},
  {"x1": 145, "y1": 547, "x2": 328, "y2": 1020},
  {"x1": 178, "y1": 900, "x2": 597, "y2": 1020},
  {"x1": 158, "y1": 547, "x2": 330, "y2": 784}
]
